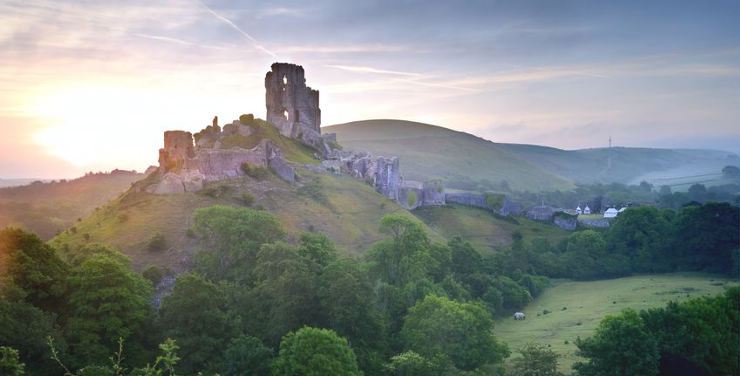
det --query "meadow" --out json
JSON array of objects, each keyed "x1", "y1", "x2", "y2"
[{"x1": 495, "y1": 273, "x2": 738, "y2": 373}]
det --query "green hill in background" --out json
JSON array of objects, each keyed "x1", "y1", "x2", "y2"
[{"x1": 326, "y1": 119, "x2": 737, "y2": 192}]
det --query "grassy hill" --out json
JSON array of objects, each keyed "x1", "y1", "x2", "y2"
[
  {"x1": 326, "y1": 119, "x2": 737, "y2": 191},
  {"x1": 325, "y1": 120, "x2": 574, "y2": 192},
  {"x1": 495, "y1": 273, "x2": 738, "y2": 373},
  {"x1": 413, "y1": 204, "x2": 569, "y2": 252},
  {"x1": 50, "y1": 123, "x2": 441, "y2": 271},
  {"x1": 0, "y1": 171, "x2": 143, "y2": 239}
]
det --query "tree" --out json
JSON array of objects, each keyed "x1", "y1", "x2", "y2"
[
  {"x1": 401, "y1": 295, "x2": 509, "y2": 371},
  {"x1": 721, "y1": 165, "x2": 740, "y2": 178},
  {"x1": 672, "y1": 202, "x2": 739, "y2": 273},
  {"x1": 385, "y1": 351, "x2": 446, "y2": 376},
  {"x1": 240, "y1": 242, "x2": 321, "y2": 346},
  {"x1": 508, "y1": 343, "x2": 562, "y2": 376},
  {"x1": 574, "y1": 309, "x2": 659, "y2": 376},
  {"x1": 272, "y1": 327, "x2": 362, "y2": 376},
  {"x1": 64, "y1": 251, "x2": 153, "y2": 368},
  {"x1": 221, "y1": 335, "x2": 272, "y2": 376},
  {"x1": 158, "y1": 273, "x2": 239, "y2": 374},
  {"x1": 606, "y1": 206, "x2": 672, "y2": 272},
  {"x1": 0, "y1": 228, "x2": 69, "y2": 312},
  {"x1": 368, "y1": 214, "x2": 434, "y2": 286},
  {"x1": 297, "y1": 232, "x2": 338, "y2": 267},
  {"x1": 0, "y1": 300, "x2": 63, "y2": 373},
  {"x1": 192, "y1": 205, "x2": 285, "y2": 282},
  {"x1": 0, "y1": 346, "x2": 25, "y2": 376}
]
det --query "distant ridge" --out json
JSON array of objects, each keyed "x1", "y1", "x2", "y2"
[{"x1": 325, "y1": 119, "x2": 736, "y2": 191}]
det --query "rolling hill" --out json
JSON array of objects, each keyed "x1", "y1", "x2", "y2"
[
  {"x1": 0, "y1": 170, "x2": 143, "y2": 239},
  {"x1": 325, "y1": 119, "x2": 737, "y2": 192}
]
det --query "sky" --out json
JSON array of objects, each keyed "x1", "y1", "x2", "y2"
[{"x1": 1, "y1": 0, "x2": 739, "y2": 178}]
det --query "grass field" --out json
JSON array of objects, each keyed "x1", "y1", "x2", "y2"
[
  {"x1": 413, "y1": 204, "x2": 570, "y2": 252},
  {"x1": 495, "y1": 273, "x2": 738, "y2": 374}
]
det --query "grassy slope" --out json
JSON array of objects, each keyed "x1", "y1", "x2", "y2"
[
  {"x1": 51, "y1": 124, "x2": 439, "y2": 271},
  {"x1": 325, "y1": 120, "x2": 574, "y2": 192},
  {"x1": 0, "y1": 171, "x2": 143, "y2": 240},
  {"x1": 326, "y1": 119, "x2": 737, "y2": 189},
  {"x1": 495, "y1": 273, "x2": 738, "y2": 373},
  {"x1": 413, "y1": 204, "x2": 569, "y2": 252}
]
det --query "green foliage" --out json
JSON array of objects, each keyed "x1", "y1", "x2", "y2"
[
  {"x1": 298, "y1": 232, "x2": 338, "y2": 267},
  {"x1": 671, "y1": 202, "x2": 739, "y2": 274},
  {"x1": 485, "y1": 193, "x2": 505, "y2": 211},
  {"x1": 406, "y1": 190, "x2": 418, "y2": 207},
  {"x1": 509, "y1": 343, "x2": 562, "y2": 376},
  {"x1": 64, "y1": 251, "x2": 153, "y2": 367},
  {"x1": 369, "y1": 214, "x2": 433, "y2": 286},
  {"x1": 146, "y1": 233, "x2": 167, "y2": 252},
  {"x1": 130, "y1": 338, "x2": 181, "y2": 376},
  {"x1": 0, "y1": 227, "x2": 69, "y2": 311},
  {"x1": 272, "y1": 327, "x2": 362, "y2": 376},
  {"x1": 192, "y1": 205, "x2": 284, "y2": 282},
  {"x1": 239, "y1": 113, "x2": 255, "y2": 125},
  {"x1": 574, "y1": 309, "x2": 660, "y2": 376},
  {"x1": 240, "y1": 162, "x2": 270, "y2": 180},
  {"x1": 158, "y1": 273, "x2": 240, "y2": 374},
  {"x1": 199, "y1": 183, "x2": 232, "y2": 198},
  {"x1": 0, "y1": 346, "x2": 25, "y2": 376},
  {"x1": 221, "y1": 335, "x2": 272, "y2": 376},
  {"x1": 240, "y1": 192, "x2": 255, "y2": 206},
  {"x1": 142, "y1": 265, "x2": 165, "y2": 286},
  {"x1": 401, "y1": 295, "x2": 509, "y2": 371},
  {"x1": 606, "y1": 206, "x2": 672, "y2": 272},
  {"x1": 0, "y1": 300, "x2": 62, "y2": 373},
  {"x1": 385, "y1": 351, "x2": 446, "y2": 376}
]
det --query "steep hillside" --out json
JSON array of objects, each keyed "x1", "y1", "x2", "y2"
[
  {"x1": 51, "y1": 168, "x2": 437, "y2": 271},
  {"x1": 413, "y1": 204, "x2": 569, "y2": 252},
  {"x1": 326, "y1": 120, "x2": 574, "y2": 192},
  {"x1": 0, "y1": 170, "x2": 143, "y2": 239},
  {"x1": 326, "y1": 120, "x2": 737, "y2": 190}
]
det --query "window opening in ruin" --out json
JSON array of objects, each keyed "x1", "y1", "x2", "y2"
[
  {"x1": 283, "y1": 110, "x2": 289, "y2": 120},
  {"x1": 282, "y1": 75, "x2": 287, "y2": 85}
]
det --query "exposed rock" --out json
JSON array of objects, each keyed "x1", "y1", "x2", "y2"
[
  {"x1": 266, "y1": 142, "x2": 295, "y2": 183},
  {"x1": 374, "y1": 156, "x2": 400, "y2": 200},
  {"x1": 222, "y1": 121, "x2": 253, "y2": 138},
  {"x1": 152, "y1": 173, "x2": 186, "y2": 194},
  {"x1": 320, "y1": 159, "x2": 342, "y2": 174},
  {"x1": 265, "y1": 63, "x2": 323, "y2": 150},
  {"x1": 527, "y1": 205, "x2": 555, "y2": 222}
]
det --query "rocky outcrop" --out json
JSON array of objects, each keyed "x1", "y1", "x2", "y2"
[
  {"x1": 374, "y1": 157, "x2": 400, "y2": 200},
  {"x1": 265, "y1": 63, "x2": 323, "y2": 151}
]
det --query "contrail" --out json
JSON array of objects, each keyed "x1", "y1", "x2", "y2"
[{"x1": 198, "y1": 0, "x2": 278, "y2": 58}]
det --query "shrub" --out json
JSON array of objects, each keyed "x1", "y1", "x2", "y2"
[
  {"x1": 201, "y1": 184, "x2": 232, "y2": 198},
  {"x1": 407, "y1": 190, "x2": 418, "y2": 207},
  {"x1": 186, "y1": 228, "x2": 195, "y2": 238},
  {"x1": 239, "y1": 113, "x2": 255, "y2": 125},
  {"x1": 118, "y1": 213, "x2": 129, "y2": 222},
  {"x1": 147, "y1": 233, "x2": 167, "y2": 252},
  {"x1": 240, "y1": 192, "x2": 255, "y2": 206},
  {"x1": 142, "y1": 265, "x2": 165, "y2": 285},
  {"x1": 240, "y1": 162, "x2": 270, "y2": 180},
  {"x1": 484, "y1": 193, "x2": 505, "y2": 211},
  {"x1": 543, "y1": 309, "x2": 551, "y2": 315}
]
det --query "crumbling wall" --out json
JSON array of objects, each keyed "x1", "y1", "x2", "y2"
[{"x1": 265, "y1": 63, "x2": 322, "y2": 150}]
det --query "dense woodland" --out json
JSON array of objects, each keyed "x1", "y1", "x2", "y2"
[{"x1": 0, "y1": 201, "x2": 738, "y2": 375}]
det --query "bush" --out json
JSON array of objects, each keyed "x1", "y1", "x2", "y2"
[
  {"x1": 240, "y1": 192, "x2": 255, "y2": 206},
  {"x1": 147, "y1": 233, "x2": 167, "y2": 252},
  {"x1": 407, "y1": 191, "x2": 418, "y2": 207},
  {"x1": 240, "y1": 162, "x2": 269, "y2": 180},
  {"x1": 142, "y1": 265, "x2": 165, "y2": 285},
  {"x1": 239, "y1": 113, "x2": 255, "y2": 125},
  {"x1": 543, "y1": 309, "x2": 551, "y2": 315},
  {"x1": 484, "y1": 193, "x2": 505, "y2": 211}
]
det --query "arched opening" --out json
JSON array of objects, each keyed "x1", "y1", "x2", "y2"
[
  {"x1": 283, "y1": 109, "x2": 289, "y2": 120},
  {"x1": 282, "y1": 75, "x2": 288, "y2": 85}
]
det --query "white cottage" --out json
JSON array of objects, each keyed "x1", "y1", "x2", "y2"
[
  {"x1": 604, "y1": 208, "x2": 619, "y2": 218},
  {"x1": 576, "y1": 206, "x2": 583, "y2": 215},
  {"x1": 583, "y1": 205, "x2": 591, "y2": 214}
]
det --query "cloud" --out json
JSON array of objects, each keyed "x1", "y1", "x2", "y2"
[
  {"x1": 256, "y1": 7, "x2": 304, "y2": 18},
  {"x1": 325, "y1": 64, "x2": 424, "y2": 77},
  {"x1": 198, "y1": 0, "x2": 277, "y2": 58}
]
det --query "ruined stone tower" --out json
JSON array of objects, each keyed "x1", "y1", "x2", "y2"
[{"x1": 265, "y1": 63, "x2": 322, "y2": 149}]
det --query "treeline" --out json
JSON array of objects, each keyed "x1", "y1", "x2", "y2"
[
  {"x1": 0, "y1": 206, "x2": 551, "y2": 375},
  {"x1": 574, "y1": 287, "x2": 739, "y2": 376},
  {"x1": 494, "y1": 202, "x2": 739, "y2": 280}
]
